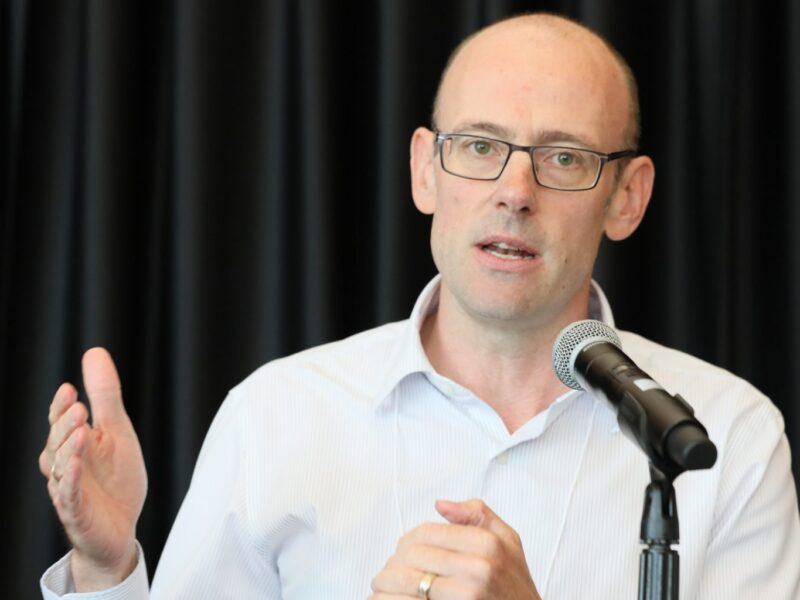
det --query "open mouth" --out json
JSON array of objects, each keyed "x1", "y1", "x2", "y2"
[{"x1": 480, "y1": 241, "x2": 536, "y2": 261}]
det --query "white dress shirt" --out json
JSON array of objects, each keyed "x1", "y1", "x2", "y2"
[{"x1": 41, "y1": 277, "x2": 800, "y2": 599}]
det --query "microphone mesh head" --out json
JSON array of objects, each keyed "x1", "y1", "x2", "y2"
[{"x1": 552, "y1": 319, "x2": 622, "y2": 390}]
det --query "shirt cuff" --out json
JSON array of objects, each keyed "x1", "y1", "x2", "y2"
[{"x1": 40, "y1": 542, "x2": 149, "y2": 600}]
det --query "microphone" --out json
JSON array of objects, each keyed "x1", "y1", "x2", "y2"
[{"x1": 552, "y1": 320, "x2": 717, "y2": 472}]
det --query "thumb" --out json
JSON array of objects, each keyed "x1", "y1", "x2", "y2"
[
  {"x1": 436, "y1": 499, "x2": 486, "y2": 527},
  {"x1": 82, "y1": 347, "x2": 129, "y2": 429},
  {"x1": 436, "y1": 499, "x2": 518, "y2": 545}
]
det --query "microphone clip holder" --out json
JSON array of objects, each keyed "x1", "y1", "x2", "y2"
[{"x1": 638, "y1": 463, "x2": 682, "y2": 600}]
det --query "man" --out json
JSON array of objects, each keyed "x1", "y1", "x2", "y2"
[{"x1": 40, "y1": 13, "x2": 800, "y2": 599}]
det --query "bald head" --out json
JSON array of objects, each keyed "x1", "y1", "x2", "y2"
[{"x1": 432, "y1": 13, "x2": 640, "y2": 151}]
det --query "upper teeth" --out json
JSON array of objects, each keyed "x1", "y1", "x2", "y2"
[{"x1": 484, "y1": 242, "x2": 534, "y2": 260}]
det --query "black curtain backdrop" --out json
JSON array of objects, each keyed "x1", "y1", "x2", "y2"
[{"x1": 3, "y1": 0, "x2": 799, "y2": 595}]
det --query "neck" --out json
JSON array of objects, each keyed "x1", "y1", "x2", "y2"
[{"x1": 421, "y1": 284, "x2": 592, "y2": 433}]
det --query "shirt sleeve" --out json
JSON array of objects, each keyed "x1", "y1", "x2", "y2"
[
  {"x1": 148, "y1": 389, "x2": 283, "y2": 598},
  {"x1": 695, "y1": 401, "x2": 800, "y2": 598},
  {"x1": 39, "y1": 542, "x2": 149, "y2": 600}
]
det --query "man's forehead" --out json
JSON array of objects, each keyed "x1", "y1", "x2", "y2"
[{"x1": 436, "y1": 19, "x2": 629, "y2": 147}]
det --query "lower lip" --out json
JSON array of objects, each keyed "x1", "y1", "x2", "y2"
[{"x1": 474, "y1": 245, "x2": 542, "y2": 272}]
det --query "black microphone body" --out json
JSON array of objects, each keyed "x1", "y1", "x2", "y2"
[
  {"x1": 575, "y1": 340, "x2": 717, "y2": 472},
  {"x1": 553, "y1": 320, "x2": 717, "y2": 473}
]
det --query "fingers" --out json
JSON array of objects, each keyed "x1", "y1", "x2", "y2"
[
  {"x1": 46, "y1": 402, "x2": 88, "y2": 454},
  {"x1": 48, "y1": 383, "x2": 78, "y2": 426},
  {"x1": 82, "y1": 347, "x2": 127, "y2": 428},
  {"x1": 40, "y1": 393, "x2": 89, "y2": 478},
  {"x1": 40, "y1": 346, "x2": 126, "y2": 480},
  {"x1": 402, "y1": 544, "x2": 488, "y2": 577},
  {"x1": 47, "y1": 452, "x2": 86, "y2": 525},
  {"x1": 399, "y1": 522, "x2": 498, "y2": 557},
  {"x1": 371, "y1": 564, "x2": 428, "y2": 596},
  {"x1": 371, "y1": 565, "x2": 467, "y2": 599},
  {"x1": 44, "y1": 423, "x2": 92, "y2": 538},
  {"x1": 51, "y1": 424, "x2": 90, "y2": 481},
  {"x1": 436, "y1": 499, "x2": 485, "y2": 526},
  {"x1": 436, "y1": 499, "x2": 521, "y2": 547}
]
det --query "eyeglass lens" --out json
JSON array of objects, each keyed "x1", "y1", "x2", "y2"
[{"x1": 440, "y1": 134, "x2": 602, "y2": 190}]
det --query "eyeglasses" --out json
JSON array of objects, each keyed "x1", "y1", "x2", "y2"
[{"x1": 434, "y1": 132, "x2": 636, "y2": 191}]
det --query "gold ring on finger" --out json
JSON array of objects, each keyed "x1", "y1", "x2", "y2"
[{"x1": 417, "y1": 572, "x2": 436, "y2": 598}]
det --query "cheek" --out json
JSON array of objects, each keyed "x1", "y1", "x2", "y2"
[
  {"x1": 428, "y1": 211, "x2": 453, "y2": 272},
  {"x1": 430, "y1": 187, "x2": 471, "y2": 239},
  {"x1": 548, "y1": 207, "x2": 607, "y2": 265},
  {"x1": 429, "y1": 206, "x2": 461, "y2": 260}
]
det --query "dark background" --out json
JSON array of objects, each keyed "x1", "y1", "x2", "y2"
[{"x1": 3, "y1": 0, "x2": 799, "y2": 595}]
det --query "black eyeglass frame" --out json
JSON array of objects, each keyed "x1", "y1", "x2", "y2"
[{"x1": 434, "y1": 131, "x2": 637, "y2": 191}]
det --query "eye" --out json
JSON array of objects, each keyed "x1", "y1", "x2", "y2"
[
  {"x1": 554, "y1": 151, "x2": 577, "y2": 167},
  {"x1": 469, "y1": 140, "x2": 493, "y2": 155}
]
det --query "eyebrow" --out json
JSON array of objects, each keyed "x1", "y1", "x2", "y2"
[
  {"x1": 534, "y1": 130, "x2": 595, "y2": 148},
  {"x1": 451, "y1": 121, "x2": 515, "y2": 139},
  {"x1": 448, "y1": 122, "x2": 598, "y2": 149}
]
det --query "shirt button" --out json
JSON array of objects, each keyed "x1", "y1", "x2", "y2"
[{"x1": 497, "y1": 452, "x2": 509, "y2": 465}]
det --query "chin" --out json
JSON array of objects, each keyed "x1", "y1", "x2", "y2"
[{"x1": 464, "y1": 298, "x2": 541, "y2": 325}]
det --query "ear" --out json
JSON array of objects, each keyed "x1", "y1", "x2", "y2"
[
  {"x1": 604, "y1": 155, "x2": 655, "y2": 241},
  {"x1": 410, "y1": 127, "x2": 437, "y2": 215}
]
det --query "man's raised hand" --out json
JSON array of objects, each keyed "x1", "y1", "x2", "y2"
[{"x1": 39, "y1": 347, "x2": 147, "y2": 591}]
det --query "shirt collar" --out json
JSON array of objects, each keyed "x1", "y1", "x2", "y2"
[
  {"x1": 374, "y1": 275, "x2": 618, "y2": 417},
  {"x1": 373, "y1": 276, "x2": 441, "y2": 407},
  {"x1": 589, "y1": 277, "x2": 615, "y2": 328}
]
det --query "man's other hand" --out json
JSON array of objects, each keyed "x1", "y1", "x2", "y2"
[
  {"x1": 370, "y1": 499, "x2": 541, "y2": 599},
  {"x1": 39, "y1": 347, "x2": 147, "y2": 591}
]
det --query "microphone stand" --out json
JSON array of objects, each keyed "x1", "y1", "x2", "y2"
[{"x1": 638, "y1": 462, "x2": 683, "y2": 600}]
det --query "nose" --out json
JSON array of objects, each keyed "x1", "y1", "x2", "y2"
[{"x1": 493, "y1": 149, "x2": 539, "y2": 214}]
